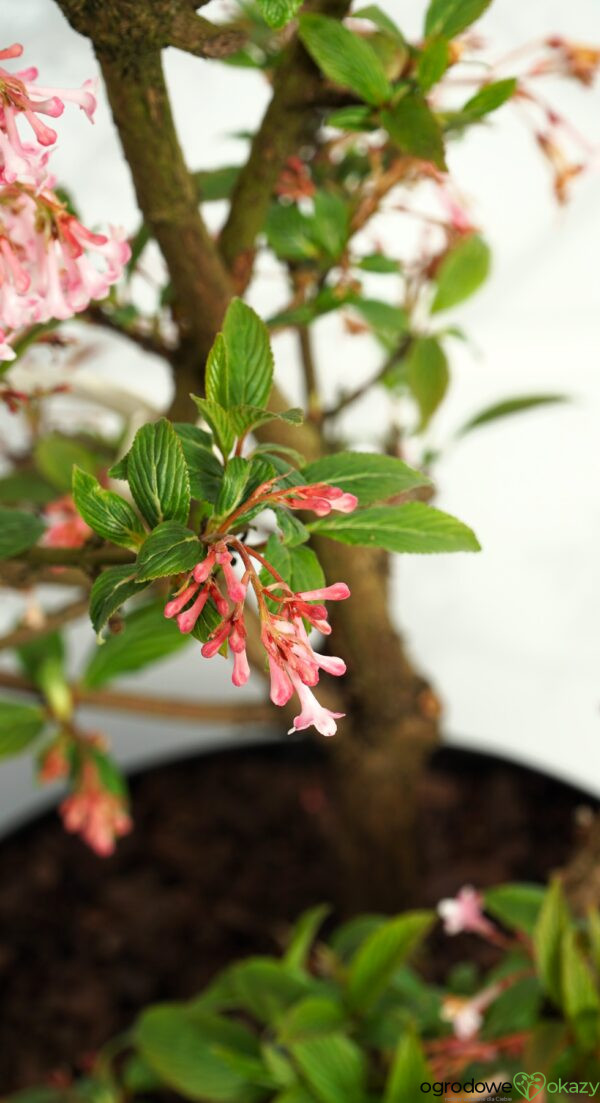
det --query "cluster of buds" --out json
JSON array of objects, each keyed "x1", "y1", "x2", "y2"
[
  {"x1": 60, "y1": 758, "x2": 131, "y2": 856},
  {"x1": 0, "y1": 43, "x2": 130, "y2": 359},
  {"x1": 39, "y1": 733, "x2": 131, "y2": 856},
  {"x1": 164, "y1": 479, "x2": 358, "y2": 737}
]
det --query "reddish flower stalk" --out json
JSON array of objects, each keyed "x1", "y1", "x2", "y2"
[{"x1": 163, "y1": 481, "x2": 357, "y2": 737}]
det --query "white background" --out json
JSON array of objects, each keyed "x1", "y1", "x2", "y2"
[{"x1": 0, "y1": 0, "x2": 599, "y2": 832}]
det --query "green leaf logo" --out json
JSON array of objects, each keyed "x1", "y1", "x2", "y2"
[{"x1": 513, "y1": 1072, "x2": 546, "y2": 1101}]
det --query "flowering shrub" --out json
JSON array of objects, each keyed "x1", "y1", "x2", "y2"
[
  {"x1": 0, "y1": 0, "x2": 597, "y2": 864},
  {"x1": 11, "y1": 879, "x2": 600, "y2": 1100}
]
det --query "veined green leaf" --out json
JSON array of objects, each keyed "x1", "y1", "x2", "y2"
[
  {"x1": 561, "y1": 928, "x2": 600, "y2": 1050},
  {"x1": 136, "y1": 522, "x2": 201, "y2": 582},
  {"x1": 72, "y1": 467, "x2": 145, "y2": 549},
  {"x1": 417, "y1": 36, "x2": 449, "y2": 92},
  {"x1": 309, "y1": 502, "x2": 480, "y2": 554},
  {"x1": 299, "y1": 14, "x2": 393, "y2": 107},
  {"x1": 424, "y1": 0, "x2": 492, "y2": 40},
  {"x1": 533, "y1": 878, "x2": 570, "y2": 1005},
  {"x1": 89, "y1": 564, "x2": 150, "y2": 636},
  {"x1": 221, "y1": 299, "x2": 274, "y2": 411},
  {"x1": 215, "y1": 458, "x2": 251, "y2": 517},
  {"x1": 174, "y1": 423, "x2": 224, "y2": 503},
  {"x1": 302, "y1": 452, "x2": 430, "y2": 505},
  {"x1": 257, "y1": 0, "x2": 303, "y2": 28},
  {"x1": 192, "y1": 397, "x2": 236, "y2": 460},
  {"x1": 484, "y1": 883, "x2": 546, "y2": 936},
  {"x1": 127, "y1": 419, "x2": 190, "y2": 528},
  {"x1": 261, "y1": 535, "x2": 325, "y2": 594}
]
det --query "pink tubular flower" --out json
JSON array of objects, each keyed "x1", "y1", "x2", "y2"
[
  {"x1": 216, "y1": 546, "x2": 247, "y2": 603},
  {"x1": 42, "y1": 494, "x2": 91, "y2": 549},
  {"x1": 282, "y1": 483, "x2": 358, "y2": 517},
  {"x1": 437, "y1": 885, "x2": 496, "y2": 937},
  {"x1": 287, "y1": 672, "x2": 345, "y2": 737},
  {"x1": 60, "y1": 760, "x2": 131, "y2": 857},
  {"x1": 440, "y1": 984, "x2": 502, "y2": 1040},
  {"x1": 0, "y1": 43, "x2": 97, "y2": 185}
]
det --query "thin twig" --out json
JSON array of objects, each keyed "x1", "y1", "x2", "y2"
[
  {"x1": 83, "y1": 304, "x2": 175, "y2": 361},
  {"x1": 323, "y1": 336, "x2": 412, "y2": 420},
  {"x1": 298, "y1": 326, "x2": 322, "y2": 422},
  {"x1": 0, "y1": 670, "x2": 273, "y2": 726}
]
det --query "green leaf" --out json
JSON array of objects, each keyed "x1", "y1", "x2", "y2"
[
  {"x1": 354, "y1": 5, "x2": 405, "y2": 42},
  {"x1": 127, "y1": 418, "x2": 191, "y2": 528},
  {"x1": 350, "y1": 298, "x2": 409, "y2": 350},
  {"x1": 273, "y1": 507, "x2": 310, "y2": 547},
  {"x1": 221, "y1": 299, "x2": 274, "y2": 411},
  {"x1": 384, "y1": 1030, "x2": 432, "y2": 1103},
  {"x1": 347, "y1": 911, "x2": 433, "y2": 1011},
  {"x1": 81, "y1": 602, "x2": 191, "y2": 689},
  {"x1": 461, "y1": 77, "x2": 517, "y2": 118},
  {"x1": 215, "y1": 458, "x2": 251, "y2": 517},
  {"x1": 17, "y1": 631, "x2": 71, "y2": 721},
  {"x1": 424, "y1": 0, "x2": 492, "y2": 39},
  {"x1": 0, "y1": 469, "x2": 56, "y2": 506},
  {"x1": 561, "y1": 928, "x2": 600, "y2": 1050},
  {"x1": 266, "y1": 203, "x2": 323, "y2": 263},
  {"x1": 298, "y1": 14, "x2": 393, "y2": 107},
  {"x1": 456, "y1": 393, "x2": 568, "y2": 436},
  {"x1": 205, "y1": 334, "x2": 231, "y2": 409},
  {"x1": 355, "y1": 253, "x2": 399, "y2": 274},
  {"x1": 405, "y1": 336, "x2": 449, "y2": 429},
  {"x1": 229, "y1": 958, "x2": 312, "y2": 1025},
  {"x1": 261, "y1": 535, "x2": 325, "y2": 594},
  {"x1": 174, "y1": 423, "x2": 224, "y2": 503},
  {"x1": 0, "y1": 699, "x2": 46, "y2": 758},
  {"x1": 533, "y1": 878, "x2": 570, "y2": 1005},
  {"x1": 72, "y1": 467, "x2": 145, "y2": 549},
  {"x1": 290, "y1": 1034, "x2": 366, "y2": 1103},
  {"x1": 257, "y1": 0, "x2": 303, "y2": 28},
  {"x1": 431, "y1": 233, "x2": 490, "y2": 313},
  {"x1": 483, "y1": 976, "x2": 542, "y2": 1039},
  {"x1": 311, "y1": 191, "x2": 350, "y2": 261},
  {"x1": 192, "y1": 398, "x2": 236, "y2": 460},
  {"x1": 309, "y1": 502, "x2": 480, "y2": 554},
  {"x1": 137, "y1": 1004, "x2": 266, "y2": 1102},
  {"x1": 484, "y1": 883, "x2": 546, "y2": 935},
  {"x1": 0, "y1": 507, "x2": 44, "y2": 559},
  {"x1": 229, "y1": 405, "x2": 304, "y2": 438},
  {"x1": 279, "y1": 998, "x2": 346, "y2": 1043},
  {"x1": 89, "y1": 564, "x2": 150, "y2": 636},
  {"x1": 382, "y1": 94, "x2": 446, "y2": 170},
  {"x1": 326, "y1": 105, "x2": 375, "y2": 132},
  {"x1": 34, "y1": 433, "x2": 99, "y2": 492},
  {"x1": 302, "y1": 452, "x2": 430, "y2": 505},
  {"x1": 417, "y1": 36, "x2": 449, "y2": 91},
  {"x1": 284, "y1": 905, "x2": 331, "y2": 971},
  {"x1": 194, "y1": 165, "x2": 241, "y2": 202},
  {"x1": 136, "y1": 522, "x2": 201, "y2": 582}
]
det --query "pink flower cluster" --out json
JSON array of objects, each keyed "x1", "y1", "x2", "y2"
[
  {"x1": 42, "y1": 493, "x2": 92, "y2": 549},
  {"x1": 0, "y1": 43, "x2": 130, "y2": 359},
  {"x1": 60, "y1": 759, "x2": 131, "y2": 856},
  {"x1": 164, "y1": 480, "x2": 358, "y2": 737}
]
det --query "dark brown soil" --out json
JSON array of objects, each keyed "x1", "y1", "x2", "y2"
[{"x1": 0, "y1": 740, "x2": 594, "y2": 1092}]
